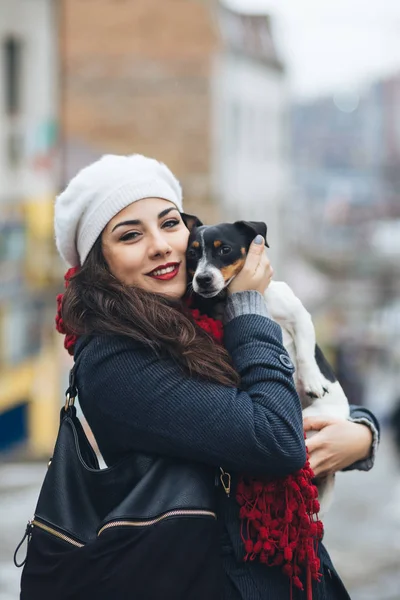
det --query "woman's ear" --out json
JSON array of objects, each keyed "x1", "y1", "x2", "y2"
[
  {"x1": 181, "y1": 213, "x2": 204, "y2": 232},
  {"x1": 233, "y1": 221, "x2": 269, "y2": 248}
]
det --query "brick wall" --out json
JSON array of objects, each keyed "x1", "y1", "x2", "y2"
[{"x1": 62, "y1": 0, "x2": 221, "y2": 220}]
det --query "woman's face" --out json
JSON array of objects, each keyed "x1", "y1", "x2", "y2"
[{"x1": 102, "y1": 198, "x2": 190, "y2": 298}]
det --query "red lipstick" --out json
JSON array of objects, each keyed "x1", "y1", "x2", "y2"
[{"x1": 147, "y1": 262, "x2": 181, "y2": 281}]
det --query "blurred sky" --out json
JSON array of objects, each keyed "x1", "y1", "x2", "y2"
[{"x1": 222, "y1": 0, "x2": 400, "y2": 98}]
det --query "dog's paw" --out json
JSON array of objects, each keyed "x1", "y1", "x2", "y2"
[
  {"x1": 306, "y1": 386, "x2": 329, "y2": 399},
  {"x1": 298, "y1": 366, "x2": 329, "y2": 399}
]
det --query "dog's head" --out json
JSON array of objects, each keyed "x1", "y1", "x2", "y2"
[{"x1": 182, "y1": 213, "x2": 268, "y2": 298}]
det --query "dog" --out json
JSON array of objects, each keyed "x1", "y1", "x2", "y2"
[{"x1": 182, "y1": 215, "x2": 350, "y2": 514}]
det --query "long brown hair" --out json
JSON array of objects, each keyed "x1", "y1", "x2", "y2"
[{"x1": 61, "y1": 237, "x2": 240, "y2": 387}]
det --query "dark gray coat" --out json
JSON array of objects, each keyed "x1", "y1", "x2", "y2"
[{"x1": 75, "y1": 307, "x2": 379, "y2": 600}]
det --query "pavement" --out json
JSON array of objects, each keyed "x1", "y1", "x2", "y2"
[
  {"x1": 1, "y1": 431, "x2": 399, "y2": 600},
  {"x1": 323, "y1": 431, "x2": 400, "y2": 600},
  {"x1": 0, "y1": 462, "x2": 47, "y2": 600}
]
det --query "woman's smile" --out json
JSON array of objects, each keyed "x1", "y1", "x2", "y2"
[{"x1": 146, "y1": 262, "x2": 181, "y2": 281}]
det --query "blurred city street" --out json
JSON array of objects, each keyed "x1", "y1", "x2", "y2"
[
  {"x1": 1, "y1": 430, "x2": 399, "y2": 600},
  {"x1": 2, "y1": 0, "x2": 400, "y2": 599}
]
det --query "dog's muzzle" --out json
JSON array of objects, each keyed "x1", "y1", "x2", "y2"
[{"x1": 192, "y1": 267, "x2": 226, "y2": 298}]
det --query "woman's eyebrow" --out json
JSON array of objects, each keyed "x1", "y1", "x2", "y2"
[
  {"x1": 158, "y1": 207, "x2": 180, "y2": 219},
  {"x1": 112, "y1": 219, "x2": 141, "y2": 232},
  {"x1": 112, "y1": 207, "x2": 179, "y2": 232}
]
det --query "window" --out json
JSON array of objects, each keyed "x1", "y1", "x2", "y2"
[
  {"x1": 6, "y1": 130, "x2": 24, "y2": 168},
  {"x1": 2, "y1": 298, "x2": 45, "y2": 365},
  {"x1": 0, "y1": 222, "x2": 25, "y2": 262},
  {"x1": 3, "y1": 36, "x2": 22, "y2": 115}
]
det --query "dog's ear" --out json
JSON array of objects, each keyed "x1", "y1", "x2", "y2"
[
  {"x1": 233, "y1": 221, "x2": 269, "y2": 248},
  {"x1": 181, "y1": 213, "x2": 204, "y2": 232}
]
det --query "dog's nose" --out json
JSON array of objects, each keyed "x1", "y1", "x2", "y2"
[{"x1": 196, "y1": 273, "x2": 213, "y2": 287}]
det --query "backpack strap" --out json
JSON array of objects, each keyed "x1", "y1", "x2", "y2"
[{"x1": 64, "y1": 336, "x2": 93, "y2": 410}]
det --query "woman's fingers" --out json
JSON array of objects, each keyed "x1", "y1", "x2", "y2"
[{"x1": 229, "y1": 236, "x2": 273, "y2": 295}]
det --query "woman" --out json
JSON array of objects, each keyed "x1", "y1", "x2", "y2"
[{"x1": 55, "y1": 154, "x2": 379, "y2": 599}]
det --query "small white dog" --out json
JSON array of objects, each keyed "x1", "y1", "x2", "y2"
[{"x1": 184, "y1": 216, "x2": 350, "y2": 514}]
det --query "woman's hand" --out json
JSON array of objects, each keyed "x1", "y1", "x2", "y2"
[
  {"x1": 303, "y1": 416, "x2": 373, "y2": 477},
  {"x1": 228, "y1": 235, "x2": 273, "y2": 296}
]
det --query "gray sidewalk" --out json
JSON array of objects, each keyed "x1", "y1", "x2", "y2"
[
  {"x1": 323, "y1": 432, "x2": 400, "y2": 600},
  {"x1": 0, "y1": 462, "x2": 47, "y2": 600}
]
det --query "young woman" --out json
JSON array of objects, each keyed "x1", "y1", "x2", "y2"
[{"x1": 55, "y1": 154, "x2": 379, "y2": 599}]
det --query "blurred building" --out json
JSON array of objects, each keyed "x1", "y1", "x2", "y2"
[
  {"x1": 61, "y1": 0, "x2": 288, "y2": 237},
  {"x1": 60, "y1": 0, "x2": 220, "y2": 222},
  {"x1": 290, "y1": 76, "x2": 400, "y2": 270},
  {"x1": 382, "y1": 72, "x2": 400, "y2": 215},
  {"x1": 0, "y1": 0, "x2": 60, "y2": 455},
  {"x1": 288, "y1": 73, "x2": 400, "y2": 412},
  {"x1": 212, "y1": 0, "x2": 288, "y2": 272}
]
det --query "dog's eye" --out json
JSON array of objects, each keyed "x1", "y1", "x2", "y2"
[
  {"x1": 219, "y1": 246, "x2": 231, "y2": 256},
  {"x1": 187, "y1": 248, "x2": 197, "y2": 259}
]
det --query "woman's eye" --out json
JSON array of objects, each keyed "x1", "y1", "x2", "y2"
[
  {"x1": 162, "y1": 219, "x2": 180, "y2": 228},
  {"x1": 219, "y1": 246, "x2": 231, "y2": 255},
  {"x1": 120, "y1": 231, "x2": 140, "y2": 242}
]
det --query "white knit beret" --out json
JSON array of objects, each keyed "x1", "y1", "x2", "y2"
[{"x1": 54, "y1": 154, "x2": 183, "y2": 267}]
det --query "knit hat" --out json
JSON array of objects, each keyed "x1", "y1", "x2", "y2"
[{"x1": 54, "y1": 154, "x2": 183, "y2": 267}]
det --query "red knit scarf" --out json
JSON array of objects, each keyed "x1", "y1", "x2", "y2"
[{"x1": 56, "y1": 267, "x2": 323, "y2": 598}]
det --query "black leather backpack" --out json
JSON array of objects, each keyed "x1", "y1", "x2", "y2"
[{"x1": 14, "y1": 346, "x2": 222, "y2": 600}]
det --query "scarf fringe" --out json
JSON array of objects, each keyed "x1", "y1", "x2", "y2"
[{"x1": 237, "y1": 468, "x2": 323, "y2": 591}]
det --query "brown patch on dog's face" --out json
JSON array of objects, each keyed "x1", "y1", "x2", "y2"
[
  {"x1": 241, "y1": 247, "x2": 246, "y2": 256},
  {"x1": 220, "y1": 258, "x2": 245, "y2": 282},
  {"x1": 213, "y1": 240, "x2": 222, "y2": 248},
  {"x1": 191, "y1": 241, "x2": 200, "y2": 248},
  {"x1": 188, "y1": 269, "x2": 195, "y2": 276}
]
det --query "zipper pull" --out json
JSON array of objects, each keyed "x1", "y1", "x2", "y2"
[
  {"x1": 219, "y1": 468, "x2": 231, "y2": 497},
  {"x1": 14, "y1": 520, "x2": 33, "y2": 567}
]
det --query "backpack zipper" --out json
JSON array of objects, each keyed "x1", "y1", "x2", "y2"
[
  {"x1": 98, "y1": 508, "x2": 217, "y2": 536},
  {"x1": 14, "y1": 520, "x2": 34, "y2": 567},
  {"x1": 32, "y1": 519, "x2": 84, "y2": 547},
  {"x1": 28, "y1": 509, "x2": 216, "y2": 546},
  {"x1": 219, "y1": 468, "x2": 231, "y2": 497}
]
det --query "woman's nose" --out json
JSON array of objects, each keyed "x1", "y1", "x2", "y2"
[{"x1": 148, "y1": 233, "x2": 172, "y2": 258}]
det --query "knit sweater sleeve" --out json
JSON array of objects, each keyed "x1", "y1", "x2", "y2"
[
  {"x1": 76, "y1": 314, "x2": 306, "y2": 478},
  {"x1": 342, "y1": 405, "x2": 380, "y2": 472}
]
